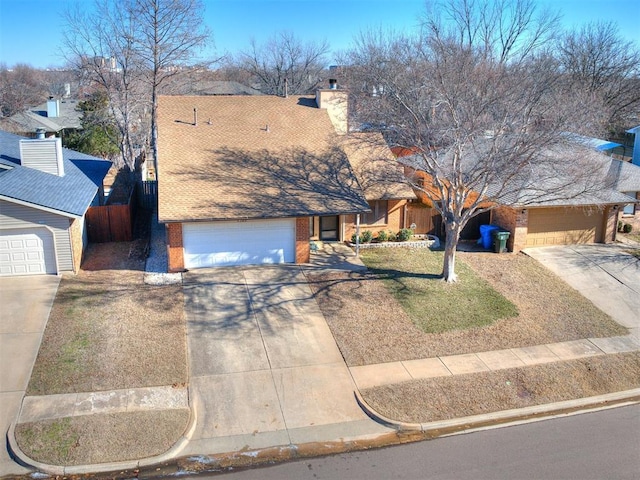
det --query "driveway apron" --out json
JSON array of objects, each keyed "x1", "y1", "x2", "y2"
[
  {"x1": 0, "y1": 275, "x2": 60, "y2": 477},
  {"x1": 182, "y1": 265, "x2": 370, "y2": 454},
  {"x1": 524, "y1": 245, "x2": 640, "y2": 339}
]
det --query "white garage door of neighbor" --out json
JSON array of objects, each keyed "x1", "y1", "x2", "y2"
[
  {"x1": 183, "y1": 218, "x2": 296, "y2": 268},
  {"x1": 0, "y1": 228, "x2": 57, "y2": 276}
]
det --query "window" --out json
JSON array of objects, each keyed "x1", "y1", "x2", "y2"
[
  {"x1": 622, "y1": 192, "x2": 637, "y2": 216},
  {"x1": 362, "y1": 200, "x2": 388, "y2": 225}
]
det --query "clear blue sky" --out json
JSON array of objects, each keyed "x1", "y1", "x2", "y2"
[{"x1": 0, "y1": 0, "x2": 638, "y2": 69}]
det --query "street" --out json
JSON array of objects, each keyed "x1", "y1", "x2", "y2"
[{"x1": 183, "y1": 405, "x2": 640, "y2": 480}]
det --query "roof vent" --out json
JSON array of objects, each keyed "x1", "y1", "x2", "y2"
[
  {"x1": 329, "y1": 79, "x2": 338, "y2": 90},
  {"x1": 19, "y1": 137, "x2": 65, "y2": 176},
  {"x1": 35, "y1": 128, "x2": 46, "y2": 139}
]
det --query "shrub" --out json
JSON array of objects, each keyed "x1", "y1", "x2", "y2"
[
  {"x1": 388, "y1": 232, "x2": 397, "y2": 242},
  {"x1": 623, "y1": 223, "x2": 633, "y2": 234},
  {"x1": 618, "y1": 220, "x2": 624, "y2": 232},
  {"x1": 397, "y1": 228, "x2": 413, "y2": 242},
  {"x1": 361, "y1": 230, "x2": 374, "y2": 243},
  {"x1": 376, "y1": 230, "x2": 388, "y2": 242},
  {"x1": 350, "y1": 233, "x2": 360, "y2": 244}
]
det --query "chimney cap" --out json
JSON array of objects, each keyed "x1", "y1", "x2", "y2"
[{"x1": 329, "y1": 79, "x2": 338, "y2": 89}]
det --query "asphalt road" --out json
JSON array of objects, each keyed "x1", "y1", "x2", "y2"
[{"x1": 187, "y1": 405, "x2": 640, "y2": 480}]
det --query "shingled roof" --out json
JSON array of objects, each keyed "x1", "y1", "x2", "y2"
[
  {"x1": 157, "y1": 95, "x2": 371, "y2": 223},
  {"x1": 0, "y1": 130, "x2": 111, "y2": 217}
]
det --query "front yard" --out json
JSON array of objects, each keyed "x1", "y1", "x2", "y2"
[
  {"x1": 306, "y1": 247, "x2": 638, "y2": 423},
  {"x1": 306, "y1": 248, "x2": 627, "y2": 366},
  {"x1": 16, "y1": 242, "x2": 189, "y2": 466}
]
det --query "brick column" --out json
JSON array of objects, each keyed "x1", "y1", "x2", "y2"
[
  {"x1": 603, "y1": 206, "x2": 619, "y2": 243},
  {"x1": 166, "y1": 223, "x2": 185, "y2": 272},
  {"x1": 295, "y1": 217, "x2": 310, "y2": 264}
]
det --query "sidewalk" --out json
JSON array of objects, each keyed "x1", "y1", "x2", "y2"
[{"x1": 7, "y1": 241, "x2": 640, "y2": 476}]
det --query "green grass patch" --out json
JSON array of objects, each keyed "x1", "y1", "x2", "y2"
[
  {"x1": 16, "y1": 417, "x2": 79, "y2": 465},
  {"x1": 360, "y1": 249, "x2": 518, "y2": 333}
]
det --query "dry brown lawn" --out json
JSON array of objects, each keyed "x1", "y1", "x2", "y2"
[
  {"x1": 362, "y1": 352, "x2": 640, "y2": 423},
  {"x1": 17, "y1": 242, "x2": 189, "y2": 466},
  {"x1": 306, "y1": 250, "x2": 627, "y2": 366},
  {"x1": 307, "y1": 248, "x2": 638, "y2": 424}
]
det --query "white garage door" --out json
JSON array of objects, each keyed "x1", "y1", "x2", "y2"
[
  {"x1": 0, "y1": 228, "x2": 57, "y2": 276},
  {"x1": 183, "y1": 218, "x2": 296, "y2": 268}
]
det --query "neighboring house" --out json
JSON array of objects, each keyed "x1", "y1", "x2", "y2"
[
  {"x1": 0, "y1": 130, "x2": 111, "y2": 276},
  {"x1": 398, "y1": 140, "x2": 640, "y2": 253},
  {"x1": 157, "y1": 89, "x2": 377, "y2": 270},
  {"x1": 0, "y1": 98, "x2": 82, "y2": 139}
]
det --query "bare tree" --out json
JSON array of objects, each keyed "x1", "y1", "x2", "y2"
[
  {"x1": 238, "y1": 31, "x2": 329, "y2": 95},
  {"x1": 556, "y1": 21, "x2": 640, "y2": 131},
  {"x1": 132, "y1": 0, "x2": 211, "y2": 173},
  {"x1": 0, "y1": 64, "x2": 47, "y2": 117},
  {"x1": 63, "y1": 0, "x2": 148, "y2": 170},
  {"x1": 62, "y1": 0, "x2": 211, "y2": 172},
  {"x1": 347, "y1": 0, "x2": 610, "y2": 282}
]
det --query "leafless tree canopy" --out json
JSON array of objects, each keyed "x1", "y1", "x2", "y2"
[
  {"x1": 62, "y1": 0, "x2": 211, "y2": 170},
  {"x1": 237, "y1": 31, "x2": 329, "y2": 95},
  {"x1": 556, "y1": 21, "x2": 640, "y2": 130},
  {"x1": 346, "y1": 0, "x2": 619, "y2": 282},
  {"x1": 0, "y1": 64, "x2": 47, "y2": 117}
]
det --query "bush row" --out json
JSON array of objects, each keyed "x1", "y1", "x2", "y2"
[{"x1": 351, "y1": 228, "x2": 414, "y2": 244}]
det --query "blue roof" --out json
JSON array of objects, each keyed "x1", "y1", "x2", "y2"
[
  {"x1": 561, "y1": 132, "x2": 622, "y2": 151},
  {"x1": 0, "y1": 130, "x2": 112, "y2": 217}
]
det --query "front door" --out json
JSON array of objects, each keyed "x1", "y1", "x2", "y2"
[{"x1": 319, "y1": 216, "x2": 339, "y2": 241}]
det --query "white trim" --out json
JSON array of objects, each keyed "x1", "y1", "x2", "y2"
[{"x1": 0, "y1": 194, "x2": 82, "y2": 219}]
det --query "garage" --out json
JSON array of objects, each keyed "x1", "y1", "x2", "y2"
[
  {"x1": 526, "y1": 207, "x2": 604, "y2": 247},
  {"x1": 0, "y1": 228, "x2": 57, "y2": 276},
  {"x1": 183, "y1": 218, "x2": 296, "y2": 268}
]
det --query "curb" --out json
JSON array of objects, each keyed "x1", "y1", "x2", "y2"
[
  {"x1": 355, "y1": 388, "x2": 640, "y2": 436},
  {"x1": 7, "y1": 399, "x2": 199, "y2": 476}
]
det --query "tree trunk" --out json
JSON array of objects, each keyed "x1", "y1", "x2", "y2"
[{"x1": 442, "y1": 223, "x2": 462, "y2": 283}]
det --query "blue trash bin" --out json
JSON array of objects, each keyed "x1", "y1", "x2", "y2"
[{"x1": 479, "y1": 224, "x2": 499, "y2": 249}]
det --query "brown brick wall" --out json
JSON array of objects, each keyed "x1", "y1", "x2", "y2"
[
  {"x1": 69, "y1": 217, "x2": 85, "y2": 273},
  {"x1": 619, "y1": 193, "x2": 640, "y2": 232},
  {"x1": 604, "y1": 206, "x2": 618, "y2": 243},
  {"x1": 166, "y1": 223, "x2": 185, "y2": 272},
  {"x1": 295, "y1": 217, "x2": 310, "y2": 263},
  {"x1": 491, "y1": 206, "x2": 528, "y2": 253},
  {"x1": 344, "y1": 199, "x2": 408, "y2": 240}
]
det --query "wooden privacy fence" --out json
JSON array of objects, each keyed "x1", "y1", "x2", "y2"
[
  {"x1": 137, "y1": 180, "x2": 157, "y2": 210},
  {"x1": 86, "y1": 186, "x2": 135, "y2": 242}
]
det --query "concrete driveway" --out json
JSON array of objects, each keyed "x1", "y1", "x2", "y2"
[
  {"x1": 0, "y1": 274, "x2": 60, "y2": 477},
  {"x1": 182, "y1": 265, "x2": 379, "y2": 455},
  {"x1": 524, "y1": 244, "x2": 640, "y2": 340}
]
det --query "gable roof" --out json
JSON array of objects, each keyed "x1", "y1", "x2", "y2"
[
  {"x1": 157, "y1": 95, "x2": 370, "y2": 223},
  {"x1": 343, "y1": 133, "x2": 416, "y2": 200},
  {"x1": 0, "y1": 130, "x2": 111, "y2": 217}
]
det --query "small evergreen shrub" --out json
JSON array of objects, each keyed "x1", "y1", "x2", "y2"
[
  {"x1": 623, "y1": 223, "x2": 633, "y2": 234},
  {"x1": 397, "y1": 228, "x2": 413, "y2": 242},
  {"x1": 388, "y1": 232, "x2": 397, "y2": 242},
  {"x1": 361, "y1": 230, "x2": 374, "y2": 243},
  {"x1": 350, "y1": 233, "x2": 361, "y2": 244},
  {"x1": 376, "y1": 230, "x2": 388, "y2": 242},
  {"x1": 618, "y1": 220, "x2": 624, "y2": 232}
]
